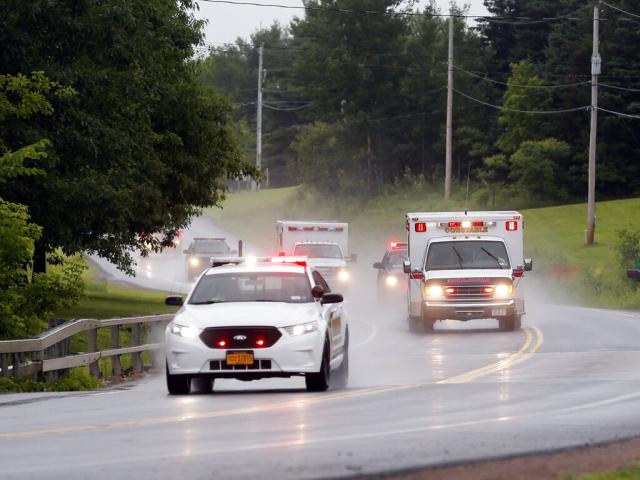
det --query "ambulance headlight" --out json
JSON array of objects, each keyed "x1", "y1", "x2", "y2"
[
  {"x1": 188, "y1": 257, "x2": 200, "y2": 267},
  {"x1": 495, "y1": 284, "x2": 513, "y2": 298},
  {"x1": 337, "y1": 269, "x2": 350, "y2": 282},
  {"x1": 385, "y1": 275, "x2": 399, "y2": 288},
  {"x1": 425, "y1": 285, "x2": 444, "y2": 298}
]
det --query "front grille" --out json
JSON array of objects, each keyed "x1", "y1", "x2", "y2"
[
  {"x1": 209, "y1": 359, "x2": 272, "y2": 371},
  {"x1": 445, "y1": 285, "x2": 494, "y2": 301},
  {"x1": 200, "y1": 327, "x2": 282, "y2": 349}
]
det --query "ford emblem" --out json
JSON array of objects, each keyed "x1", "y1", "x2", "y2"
[{"x1": 233, "y1": 335, "x2": 247, "y2": 341}]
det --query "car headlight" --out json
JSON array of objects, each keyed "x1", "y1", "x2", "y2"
[
  {"x1": 494, "y1": 284, "x2": 513, "y2": 298},
  {"x1": 337, "y1": 269, "x2": 350, "y2": 282},
  {"x1": 188, "y1": 257, "x2": 200, "y2": 267},
  {"x1": 425, "y1": 285, "x2": 443, "y2": 298},
  {"x1": 284, "y1": 321, "x2": 318, "y2": 336},
  {"x1": 170, "y1": 323, "x2": 200, "y2": 339},
  {"x1": 385, "y1": 275, "x2": 398, "y2": 288}
]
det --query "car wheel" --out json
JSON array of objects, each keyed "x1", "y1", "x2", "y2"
[
  {"x1": 499, "y1": 312, "x2": 521, "y2": 331},
  {"x1": 333, "y1": 329, "x2": 349, "y2": 389},
  {"x1": 191, "y1": 377, "x2": 214, "y2": 393},
  {"x1": 305, "y1": 338, "x2": 331, "y2": 392},
  {"x1": 166, "y1": 362, "x2": 191, "y2": 395},
  {"x1": 409, "y1": 315, "x2": 421, "y2": 333}
]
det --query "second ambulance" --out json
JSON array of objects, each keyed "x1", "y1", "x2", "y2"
[{"x1": 404, "y1": 211, "x2": 532, "y2": 332}]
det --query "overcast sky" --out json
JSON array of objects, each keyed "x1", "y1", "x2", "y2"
[{"x1": 195, "y1": 0, "x2": 490, "y2": 46}]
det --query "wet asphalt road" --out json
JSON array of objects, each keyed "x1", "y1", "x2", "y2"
[{"x1": 1, "y1": 219, "x2": 639, "y2": 479}]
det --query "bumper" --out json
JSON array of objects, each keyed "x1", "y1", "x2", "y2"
[
  {"x1": 165, "y1": 326, "x2": 325, "y2": 377},
  {"x1": 424, "y1": 299, "x2": 515, "y2": 321}
]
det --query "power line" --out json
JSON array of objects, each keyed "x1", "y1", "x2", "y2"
[
  {"x1": 601, "y1": 1, "x2": 640, "y2": 19},
  {"x1": 599, "y1": 82, "x2": 640, "y2": 93},
  {"x1": 197, "y1": 0, "x2": 593, "y2": 23},
  {"x1": 453, "y1": 88, "x2": 589, "y2": 114},
  {"x1": 262, "y1": 102, "x2": 313, "y2": 111},
  {"x1": 452, "y1": 64, "x2": 591, "y2": 89},
  {"x1": 597, "y1": 106, "x2": 640, "y2": 119}
]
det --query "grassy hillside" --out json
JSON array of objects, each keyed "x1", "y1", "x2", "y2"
[{"x1": 208, "y1": 187, "x2": 640, "y2": 309}]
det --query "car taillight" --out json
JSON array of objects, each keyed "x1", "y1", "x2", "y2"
[
  {"x1": 217, "y1": 340, "x2": 227, "y2": 347},
  {"x1": 256, "y1": 339, "x2": 265, "y2": 347},
  {"x1": 506, "y1": 221, "x2": 518, "y2": 231},
  {"x1": 415, "y1": 223, "x2": 427, "y2": 233}
]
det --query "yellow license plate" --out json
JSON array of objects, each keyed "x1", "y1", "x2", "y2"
[{"x1": 226, "y1": 352, "x2": 254, "y2": 365}]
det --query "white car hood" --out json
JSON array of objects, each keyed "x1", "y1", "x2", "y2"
[
  {"x1": 176, "y1": 302, "x2": 320, "y2": 329},
  {"x1": 307, "y1": 258, "x2": 347, "y2": 269},
  {"x1": 425, "y1": 269, "x2": 512, "y2": 281}
]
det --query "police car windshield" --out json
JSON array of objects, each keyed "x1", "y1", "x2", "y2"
[
  {"x1": 189, "y1": 272, "x2": 312, "y2": 304},
  {"x1": 425, "y1": 241, "x2": 510, "y2": 270},
  {"x1": 389, "y1": 250, "x2": 407, "y2": 267},
  {"x1": 192, "y1": 239, "x2": 229, "y2": 254},
  {"x1": 293, "y1": 244, "x2": 343, "y2": 259}
]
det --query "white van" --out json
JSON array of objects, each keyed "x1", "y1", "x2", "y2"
[
  {"x1": 404, "y1": 212, "x2": 532, "y2": 332},
  {"x1": 276, "y1": 221, "x2": 354, "y2": 288}
]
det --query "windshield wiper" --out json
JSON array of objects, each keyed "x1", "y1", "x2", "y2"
[
  {"x1": 253, "y1": 299, "x2": 282, "y2": 302},
  {"x1": 480, "y1": 247, "x2": 506, "y2": 268},
  {"x1": 451, "y1": 246, "x2": 464, "y2": 269},
  {"x1": 190, "y1": 300, "x2": 221, "y2": 305}
]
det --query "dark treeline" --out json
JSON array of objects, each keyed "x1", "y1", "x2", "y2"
[{"x1": 203, "y1": 0, "x2": 640, "y2": 206}]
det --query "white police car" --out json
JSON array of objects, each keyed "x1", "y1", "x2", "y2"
[{"x1": 164, "y1": 256, "x2": 349, "y2": 394}]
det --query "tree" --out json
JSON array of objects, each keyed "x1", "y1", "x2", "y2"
[
  {"x1": 497, "y1": 60, "x2": 552, "y2": 155},
  {"x1": 0, "y1": 0, "x2": 251, "y2": 274},
  {"x1": 0, "y1": 72, "x2": 84, "y2": 339}
]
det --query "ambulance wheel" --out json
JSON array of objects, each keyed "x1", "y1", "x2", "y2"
[
  {"x1": 499, "y1": 312, "x2": 521, "y2": 331},
  {"x1": 409, "y1": 315, "x2": 421, "y2": 333},
  {"x1": 421, "y1": 312, "x2": 435, "y2": 333}
]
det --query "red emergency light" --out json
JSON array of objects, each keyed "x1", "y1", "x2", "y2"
[
  {"x1": 415, "y1": 222, "x2": 427, "y2": 233},
  {"x1": 506, "y1": 221, "x2": 518, "y2": 231},
  {"x1": 270, "y1": 256, "x2": 308, "y2": 266}
]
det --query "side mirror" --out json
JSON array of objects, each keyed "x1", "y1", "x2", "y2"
[
  {"x1": 321, "y1": 293, "x2": 343, "y2": 305},
  {"x1": 311, "y1": 285, "x2": 324, "y2": 299},
  {"x1": 165, "y1": 296, "x2": 184, "y2": 306},
  {"x1": 403, "y1": 260, "x2": 411, "y2": 274},
  {"x1": 524, "y1": 258, "x2": 533, "y2": 272},
  {"x1": 349, "y1": 253, "x2": 358, "y2": 263},
  {"x1": 373, "y1": 262, "x2": 383, "y2": 269}
]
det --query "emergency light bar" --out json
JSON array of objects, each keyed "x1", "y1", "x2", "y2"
[
  {"x1": 389, "y1": 241, "x2": 408, "y2": 249},
  {"x1": 209, "y1": 256, "x2": 308, "y2": 267}
]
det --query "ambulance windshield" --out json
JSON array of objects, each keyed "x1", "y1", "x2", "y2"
[{"x1": 424, "y1": 241, "x2": 510, "y2": 270}]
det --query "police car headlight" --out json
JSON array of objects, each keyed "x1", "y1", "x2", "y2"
[
  {"x1": 337, "y1": 269, "x2": 350, "y2": 282},
  {"x1": 170, "y1": 323, "x2": 200, "y2": 339},
  {"x1": 188, "y1": 257, "x2": 200, "y2": 267},
  {"x1": 385, "y1": 275, "x2": 398, "y2": 288},
  {"x1": 284, "y1": 321, "x2": 318, "y2": 337},
  {"x1": 494, "y1": 284, "x2": 513, "y2": 299},
  {"x1": 425, "y1": 285, "x2": 444, "y2": 298}
]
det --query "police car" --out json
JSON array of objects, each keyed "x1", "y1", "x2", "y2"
[
  {"x1": 164, "y1": 256, "x2": 349, "y2": 394},
  {"x1": 373, "y1": 242, "x2": 408, "y2": 297}
]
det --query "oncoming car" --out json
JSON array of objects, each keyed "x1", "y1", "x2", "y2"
[
  {"x1": 164, "y1": 257, "x2": 349, "y2": 394},
  {"x1": 183, "y1": 237, "x2": 235, "y2": 281},
  {"x1": 373, "y1": 242, "x2": 408, "y2": 297}
]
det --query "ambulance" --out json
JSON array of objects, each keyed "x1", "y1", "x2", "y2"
[
  {"x1": 404, "y1": 212, "x2": 532, "y2": 332},
  {"x1": 276, "y1": 221, "x2": 355, "y2": 288}
]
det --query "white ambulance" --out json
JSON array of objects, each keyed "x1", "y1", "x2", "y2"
[
  {"x1": 404, "y1": 211, "x2": 532, "y2": 332},
  {"x1": 276, "y1": 221, "x2": 355, "y2": 288}
]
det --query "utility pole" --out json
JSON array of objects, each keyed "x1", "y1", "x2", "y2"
[
  {"x1": 586, "y1": 2, "x2": 600, "y2": 245},
  {"x1": 445, "y1": 9, "x2": 454, "y2": 200},
  {"x1": 253, "y1": 43, "x2": 264, "y2": 192}
]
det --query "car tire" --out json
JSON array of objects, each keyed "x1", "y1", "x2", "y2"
[
  {"x1": 333, "y1": 329, "x2": 349, "y2": 389},
  {"x1": 191, "y1": 377, "x2": 214, "y2": 393},
  {"x1": 306, "y1": 339, "x2": 331, "y2": 392},
  {"x1": 421, "y1": 312, "x2": 435, "y2": 334},
  {"x1": 499, "y1": 312, "x2": 521, "y2": 331},
  {"x1": 409, "y1": 315, "x2": 421, "y2": 333},
  {"x1": 166, "y1": 362, "x2": 191, "y2": 395}
]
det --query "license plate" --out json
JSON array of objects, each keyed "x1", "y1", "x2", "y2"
[
  {"x1": 226, "y1": 351, "x2": 254, "y2": 365},
  {"x1": 492, "y1": 308, "x2": 507, "y2": 317}
]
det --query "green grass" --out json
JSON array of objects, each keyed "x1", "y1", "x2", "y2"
[
  {"x1": 207, "y1": 186, "x2": 640, "y2": 309},
  {"x1": 569, "y1": 464, "x2": 640, "y2": 479}
]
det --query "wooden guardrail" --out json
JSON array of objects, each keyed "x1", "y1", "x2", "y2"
[{"x1": 0, "y1": 314, "x2": 174, "y2": 380}]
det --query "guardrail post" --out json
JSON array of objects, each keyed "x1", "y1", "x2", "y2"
[
  {"x1": 149, "y1": 322, "x2": 161, "y2": 368},
  {"x1": 111, "y1": 325, "x2": 122, "y2": 377},
  {"x1": 88, "y1": 327, "x2": 100, "y2": 378},
  {"x1": 12, "y1": 353, "x2": 19, "y2": 378},
  {"x1": 132, "y1": 323, "x2": 143, "y2": 373},
  {"x1": 0, "y1": 354, "x2": 8, "y2": 377}
]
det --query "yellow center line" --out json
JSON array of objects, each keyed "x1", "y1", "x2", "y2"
[{"x1": 0, "y1": 325, "x2": 543, "y2": 439}]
